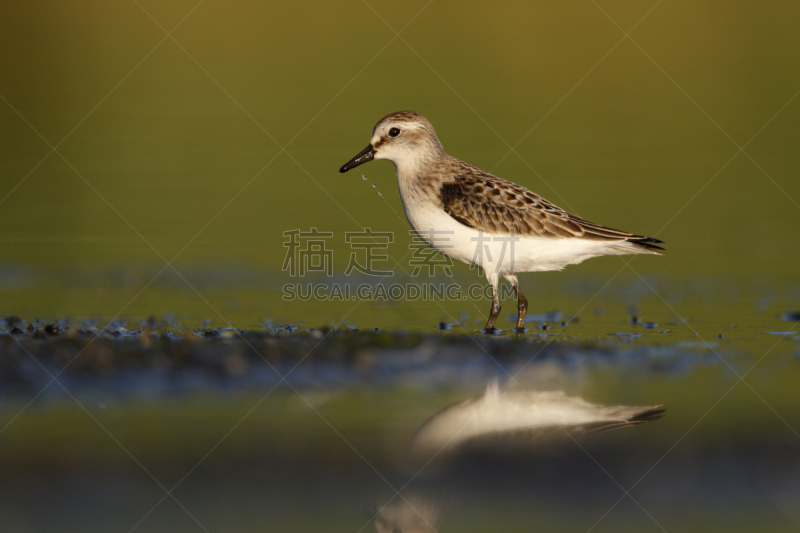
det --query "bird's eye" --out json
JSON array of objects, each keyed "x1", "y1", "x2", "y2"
[{"x1": 388, "y1": 127, "x2": 401, "y2": 137}]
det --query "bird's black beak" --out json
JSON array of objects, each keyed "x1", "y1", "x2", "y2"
[{"x1": 339, "y1": 144, "x2": 375, "y2": 173}]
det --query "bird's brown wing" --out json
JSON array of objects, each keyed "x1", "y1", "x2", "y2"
[{"x1": 439, "y1": 166, "x2": 664, "y2": 251}]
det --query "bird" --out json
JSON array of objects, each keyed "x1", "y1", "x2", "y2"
[
  {"x1": 372, "y1": 381, "x2": 664, "y2": 532},
  {"x1": 340, "y1": 111, "x2": 664, "y2": 334},
  {"x1": 408, "y1": 380, "x2": 665, "y2": 461}
]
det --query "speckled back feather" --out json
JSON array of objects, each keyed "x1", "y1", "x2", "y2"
[{"x1": 438, "y1": 160, "x2": 664, "y2": 252}]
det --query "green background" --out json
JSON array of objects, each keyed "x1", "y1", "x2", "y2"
[{"x1": 2, "y1": 0, "x2": 799, "y2": 330}]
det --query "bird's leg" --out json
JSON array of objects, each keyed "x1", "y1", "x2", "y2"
[
  {"x1": 515, "y1": 283, "x2": 528, "y2": 333},
  {"x1": 484, "y1": 282, "x2": 501, "y2": 334},
  {"x1": 503, "y1": 274, "x2": 527, "y2": 333}
]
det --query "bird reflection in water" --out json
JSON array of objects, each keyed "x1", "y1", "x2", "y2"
[{"x1": 373, "y1": 381, "x2": 664, "y2": 533}]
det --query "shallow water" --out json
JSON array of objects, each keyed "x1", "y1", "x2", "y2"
[{"x1": 1, "y1": 322, "x2": 799, "y2": 531}]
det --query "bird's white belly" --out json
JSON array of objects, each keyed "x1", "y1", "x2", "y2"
[{"x1": 404, "y1": 205, "x2": 627, "y2": 275}]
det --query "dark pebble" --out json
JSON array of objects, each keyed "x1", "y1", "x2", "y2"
[{"x1": 3, "y1": 316, "x2": 23, "y2": 326}]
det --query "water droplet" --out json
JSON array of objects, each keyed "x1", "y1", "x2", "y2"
[
  {"x1": 372, "y1": 184, "x2": 376, "y2": 188},
  {"x1": 361, "y1": 175, "x2": 367, "y2": 180},
  {"x1": 378, "y1": 192, "x2": 382, "y2": 196}
]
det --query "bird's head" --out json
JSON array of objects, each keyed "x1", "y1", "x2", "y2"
[{"x1": 340, "y1": 111, "x2": 445, "y2": 173}]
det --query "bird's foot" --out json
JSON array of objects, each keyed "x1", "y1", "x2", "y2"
[{"x1": 483, "y1": 326, "x2": 501, "y2": 335}]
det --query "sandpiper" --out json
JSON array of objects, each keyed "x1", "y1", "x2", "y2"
[
  {"x1": 340, "y1": 111, "x2": 664, "y2": 333},
  {"x1": 374, "y1": 381, "x2": 664, "y2": 532},
  {"x1": 409, "y1": 380, "x2": 665, "y2": 459}
]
